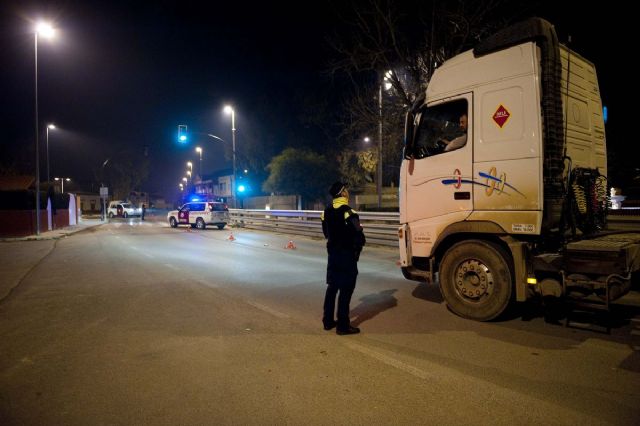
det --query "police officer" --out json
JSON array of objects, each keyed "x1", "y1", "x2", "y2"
[{"x1": 321, "y1": 181, "x2": 366, "y2": 335}]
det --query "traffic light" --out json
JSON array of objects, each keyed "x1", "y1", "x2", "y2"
[{"x1": 178, "y1": 125, "x2": 188, "y2": 143}]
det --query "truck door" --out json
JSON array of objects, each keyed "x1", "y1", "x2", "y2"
[{"x1": 404, "y1": 95, "x2": 473, "y2": 224}]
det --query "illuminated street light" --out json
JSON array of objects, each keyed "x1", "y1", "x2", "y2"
[
  {"x1": 54, "y1": 177, "x2": 71, "y2": 193},
  {"x1": 33, "y1": 21, "x2": 56, "y2": 235},
  {"x1": 223, "y1": 105, "x2": 237, "y2": 208},
  {"x1": 46, "y1": 124, "x2": 56, "y2": 184},
  {"x1": 195, "y1": 146, "x2": 202, "y2": 177},
  {"x1": 377, "y1": 70, "x2": 393, "y2": 209},
  {"x1": 364, "y1": 137, "x2": 370, "y2": 143},
  {"x1": 36, "y1": 22, "x2": 55, "y2": 38}
]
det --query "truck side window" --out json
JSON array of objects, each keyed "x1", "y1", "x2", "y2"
[{"x1": 413, "y1": 99, "x2": 468, "y2": 159}]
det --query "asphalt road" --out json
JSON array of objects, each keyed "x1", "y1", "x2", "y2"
[{"x1": 1, "y1": 219, "x2": 639, "y2": 425}]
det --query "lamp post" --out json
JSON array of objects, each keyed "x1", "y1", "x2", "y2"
[
  {"x1": 223, "y1": 105, "x2": 237, "y2": 208},
  {"x1": 377, "y1": 70, "x2": 393, "y2": 209},
  {"x1": 46, "y1": 124, "x2": 56, "y2": 184},
  {"x1": 54, "y1": 177, "x2": 71, "y2": 193},
  {"x1": 34, "y1": 21, "x2": 55, "y2": 235},
  {"x1": 195, "y1": 147, "x2": 202, "y2": 177}
]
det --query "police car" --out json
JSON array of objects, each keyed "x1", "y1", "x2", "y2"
[{"x1": 167, "y1": 201, "x2": 229, "y2": 230}]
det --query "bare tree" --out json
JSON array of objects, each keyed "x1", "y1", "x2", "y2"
[
  {"x1": 94, "y1": 149, "x2": 149, "y2": 200},
  {"x1": 329, "y1": 0, "x2": 537, "y2": 187}
]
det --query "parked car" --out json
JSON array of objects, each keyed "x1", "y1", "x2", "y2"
[
  {"x1": 107, "y1": 200, "x2": 142, "y2": 218},
  {"x1": 167, "y1": 201, "x2": 229, "y2": 230}
]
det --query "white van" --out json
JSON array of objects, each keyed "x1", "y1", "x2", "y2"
[
  {"x1": 107, "y1": 201, "x2": 142, "y2": 218},
  {"x1": 167, "y1": 201, "x2": 229, "y2": 230}
]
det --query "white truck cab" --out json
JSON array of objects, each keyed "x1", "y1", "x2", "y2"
[{"x1": 399, "y1": 18, "x2": 639, "y2": 321}]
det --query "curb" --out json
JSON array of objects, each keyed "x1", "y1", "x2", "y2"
[{"x1": 0, "y1": 220, "x2": 106, "y2": 242}]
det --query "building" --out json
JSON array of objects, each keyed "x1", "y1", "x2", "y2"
[{"x1": 192, "y1": 169, "x2": 233, "y2": 203}]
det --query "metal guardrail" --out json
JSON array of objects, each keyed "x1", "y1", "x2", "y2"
[
  {"x1": 607, "y1": 212, "x2": 640, "y2": 231},
  {"x1": 229, "y1": 209, "x2": 400, "y2": 247},
  {"x1": 229, "y1": 209, "x2": 640, "y2": 247}
]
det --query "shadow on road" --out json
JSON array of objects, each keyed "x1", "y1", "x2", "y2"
[
  {"x1": 411, "y1": 282, "x2": 444, "y2": 304},
  {"x1": 351, "y1": 289, "x2": 398, "y2": 327}
]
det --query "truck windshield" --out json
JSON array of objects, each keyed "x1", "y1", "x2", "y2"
[{"x1": 412, "y1": 99, "x2": 467, "y2": 158}]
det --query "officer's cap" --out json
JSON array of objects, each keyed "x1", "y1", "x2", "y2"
[{"x1": 329, "y1": 181, "x2": 347, "y2": 198}]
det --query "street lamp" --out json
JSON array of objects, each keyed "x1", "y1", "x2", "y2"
[
  {"x1": 46, "y1": 124, "x2": 56, "y2": 184},
  {"x1": 195, "y1": 147, "x2": 202, "y2": 177},
  {"x1": 54, "y1": 177, "x2": 71, "y2": 193},
  {"x1": 223, "y1": 105, "x2": 237, "y2": 208},
  {"x1": 34, "y1": 21, "x2": 56, "y2": 235},
  {"x1": 187, "y1": 161, "x2": 193, "y2": 175},
  {"x1": 377, "y1": 70, "x2": 393, "y2": 209}
]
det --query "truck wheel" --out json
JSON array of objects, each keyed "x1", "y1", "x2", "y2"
[
  {"x1": 196, "y1": 218, "x2": 206, "y2": 230},
  {"x1": 169, "y1": 217, "x2": 178, "y2": 228},
  {"x1": 108, "y1": 212, "x2": 114, "y2": 218},
  {"x1": 217, "y1": 224, "x2": 225, "y2": 230},
  {"x1": 123, "y1": 212, "x2": 128, "y2": 218},
  {"x1": 439, "y1": 240, "x2": 512, "y2": 321}
]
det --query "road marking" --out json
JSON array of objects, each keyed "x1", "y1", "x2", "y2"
[
  {"x1": 344, "y1": 342, "x2": 434, "y2": 380},
  {"x1": 164, "y1": 263, "x2": 179, "y2": 271},
  {"x1": 246, "y1": 301, "x2": 289, "y2": 319}
]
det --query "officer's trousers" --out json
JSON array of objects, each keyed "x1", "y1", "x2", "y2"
[{"x1": 323, "y1": 248, "x2": 358, "y2": 329}]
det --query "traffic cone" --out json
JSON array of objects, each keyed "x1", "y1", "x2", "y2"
[
  {"x1": 227, "y1": 232, "x2": 236, "y2": 241},
  {"x1": 284, "y1": 240, "x2": 296, "y2": 249}
]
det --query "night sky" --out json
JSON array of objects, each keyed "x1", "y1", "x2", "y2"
[{"x1": 0, "y1": 1, "x2": 626, "y2": 200}]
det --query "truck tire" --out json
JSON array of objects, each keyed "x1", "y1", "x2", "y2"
[
  {"x1": 196, "y1": 218, "x2": 206, "y2": 230},
  {"x1": 439, "y1": 240, "x2": 513, "y2": 321},
  {"x1": 169, "y1": 217, "x2": 178, "y2": 228}
]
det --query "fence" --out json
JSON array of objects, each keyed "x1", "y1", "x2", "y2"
[
  {"x1": 229, "y1": 209, "x2": 640, "y2": 247},
  {"x1": 229, "y1": 209, "x2": 400, "y2": 246}
]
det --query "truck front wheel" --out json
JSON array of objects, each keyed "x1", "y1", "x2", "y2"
[{"x1": 439, "y1": 240, "x2": 512, "y2": 321}]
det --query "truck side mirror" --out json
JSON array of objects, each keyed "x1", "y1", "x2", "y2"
[{"x1": 404, "y1": 110, "x2": 415, "y2": 159}]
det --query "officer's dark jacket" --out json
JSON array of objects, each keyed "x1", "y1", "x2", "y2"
[{"x1": 321, "y1": 198, "x2": 366, "y2": 253}]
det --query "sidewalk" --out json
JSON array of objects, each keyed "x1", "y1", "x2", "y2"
[{"x1": 0, "y1": 218, "x2": 106, "y2": 242}]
